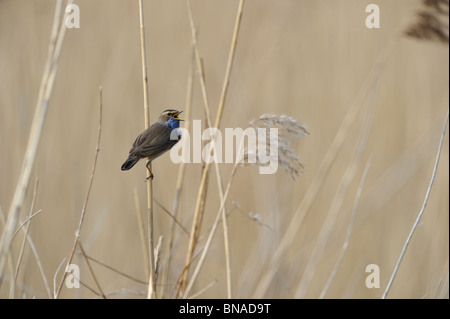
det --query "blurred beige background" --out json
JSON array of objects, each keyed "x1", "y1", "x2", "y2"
[{"x1": 0, "y1": 0, "x2": 448, "y2": 298}]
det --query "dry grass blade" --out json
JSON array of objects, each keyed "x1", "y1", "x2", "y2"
[
  {"x1": 11, "y1": 210, "x2": 43, "y2": 242},
  {"x1": 213, "y1": 159, "x2": 232, "y2": 298},
  {"x1": 83, "y1": 255, "x2": 147, "y2": 285},
  {"x1": 53, "y1": 258, "x2": 66, "y2": 299},
  {"x1": 162, "y1": 37, "x2": 196, "y2": 299},
  {"x1": 183, "y1": 112, "x2": 308, "y2": 298},
  {"x1": 319, "y1": 156, "x2": 372, "y2": 299},
  {"x1": 78, "y1": 279, "x2": 100, "y2": 297},
  {"x1": 155, "y1": 199, "x2": 189, "y2": 236},
  {"x1": 78, "y1": 242, "x2": 106, "y2": 299},
  {"x1": 295, "y1": 74, "x2": 378, "y2": 298},
  {"x1": 178, "y1": 0, "x2": 245, "y2": 298},
  {"x1": 434, "y1": 271, "x2": 449, "y2": 298},
  {"x1": 3, "y1": 210, "x2": 51, "y2": 299},
  {"x1": 153, "y1": 236, "x2": 163, "y2": 286},
  {"x1": 134, "y1": 188, "x2": 149, "y2": 279},
  {"x1": 100, "y1": 288, "x2": 146, "y2": 299},
  {"x1": 188, "y1": 279, "x2": 218, "y2": 299},
  {"x1": 10, "y1": 178, "x2": 39, "y2": 298},
  {"x1": 55, "y1": 86, "x2": 103, "y2": 298},
  {"x1": 183, "y1": 163, "x2": 239, "y2": 299},
  {"x1": 382, "y1": 110, "x2": 449, "y2": 299},
  {"x1": 252, "y1": 39, "x2": 393, "y2": 298},
  {"x1": 1, "y1": 0, "x2": 446, "y2": 301},
  {"x1": 0, "y1": 0, "x2": 69, "y2": 285},
  {"x1": 0, "y1": 206, "x2": 16, "y2": 295},
  {"x1": 354, "y1": 120, "x2": 443, "y2": 229},
  {"x1": 177, "y1": 8, "x2": 233, "y2": 297},
  {"x1": 186, "y1": 0, "x2": 212, "y2": 127},
  {"x1": 177, "y1": 0, "x2": 213, "y2": 297}
]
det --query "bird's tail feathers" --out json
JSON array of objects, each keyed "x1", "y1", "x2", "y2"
[{"x1": 121, "y1": 156, "x2": 140, "y2": 171}]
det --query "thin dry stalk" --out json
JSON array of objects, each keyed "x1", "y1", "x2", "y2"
[
  {"x1": 0, "y1": 0, "x2": 69, "y2": 285},
  {"x1": 319, "y1": 156, "x2": 372, "y2": 298},
  {"x1": 177, "y1": 0, "x2": 213, "y2": 296},
  {"x1": 134, "y1": 188, "x2": 149, "y2": 279},
  {"x1": 10, "y1": 212, "x2": 51, "y2": 298},
  {"x1": 382, "y1": 110, "x2": 449, "y2": 299},
  {"x1": 179, "y1": 0, "x2": 245, "y2": 298},
  {"x1": 138, "y1": 0, "x2": 156, "y2": 299},
  {"x1": 78, "y1": 243, "x2": 106, "y2": 299},
  {"x1": 153, "y1": 236, "x2": 163, "y2": 285},
  {"x1": 186, "y1": 0, "x2": 213, "y2": 128},
  {"x1": 214, "y1": 0, "x2": 245, "y2": 128},
  {"x1": 9, "y1": 178, "x2": 39, "y2": 298},
  {"x1": 101, "y1": 288, "x2": 146, "y2": 299},
  {"x1": 355, "y1": 118, "x2": 444, "y2": 228},
  {"x1": 209, "y1": 0, "x2": 244, "y2": 297},
  {"x1": 55, "y1": 86, "x2": 103, "y2": 298},
  {"x1": 214, "y1": 160, "x2": 232, "y2": 299},
  {"x1": 434, "y1": 270, "x2": 449, "y2": 298},
  {"x1": 182, "y1": 133, "x2": 247, "y2": 299},
  {"x1": 205, "y1": 1, "x2": 247, "y2": 296},
  {"x1": 0, "y1": 207, "x2": 16, "y2": 295},
  {"x1": 162, "y1": 36, "x2": 196, "y2": 299},
  {"x1": 78, "y1": 279, "x2": 100, "y2": 297},
  {"x1": 155, "y1": 199, "x2": 189, "y2": 236},
  {"x1": 183, "y1": 163, "x2": 240, "y2": 298},
  {"x1": 252, "y1": 38, "x2": 395, "y2": 298},
  {"x1": 294, "y1": 73, "x2": 378, "y2": 298},
  {"x1": 188, "y1": 279, "x2": 218, "y2": 299},
  {"x1": 84, "y1": 255, "x2": 147, "y2": 285},
  {"x1": 183, "y1": 112, "x2": 308, "y2": 298},
  {"x1": 53, "y1": 258, "x2": 66, "y2": 298},
  {"x1": 11, "y1": 210, "x2": 43, "y2": 242}
]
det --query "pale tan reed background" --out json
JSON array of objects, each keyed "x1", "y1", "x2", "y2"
[{"x1": 0, "y1": 0, "x2": 448, "y2": 298}]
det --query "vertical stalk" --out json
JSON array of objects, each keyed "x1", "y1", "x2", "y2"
[
  {"x1": 382, "y1": 111, "x2": 449, "y2": 299},
  {"x1": 0, "y1": 0, "x2": 68, "y2": 287},
  {"x1": 179, "y1": 0, "x2": 245, "y2": 297},
  {"x1": 161, "y1": 39, "x2": 196, "y2": 299},
  {"x1": 55, "y1": 86, "x2": 103, "y2": 298},
  {"x1": 138, "y1": 0, "x2": 156, "y2": 299}
]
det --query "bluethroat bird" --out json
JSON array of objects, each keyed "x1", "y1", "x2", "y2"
[{"x1": 121, "y1": 109, "x2": 183, "y2": 179}]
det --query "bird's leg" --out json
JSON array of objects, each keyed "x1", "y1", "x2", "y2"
[{"x1": 146, "y1": 160, "x2": 154, "y2": 180}]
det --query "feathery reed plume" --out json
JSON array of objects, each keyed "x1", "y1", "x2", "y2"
[
  {"x1": 242, "y1": 114, "x2": 309, "y2": 179},
  {"x1": 405, "y1": 0, "x2": 449, "y2": 43},
  {"x1": 182, "y1": 113, "x2": 308, "y2": 298}
]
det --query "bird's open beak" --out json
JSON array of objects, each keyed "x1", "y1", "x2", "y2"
[{"x1": 173, "y1": 110, "x2": 184, "y2": 121}]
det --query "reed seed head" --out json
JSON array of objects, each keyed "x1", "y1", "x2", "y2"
[
  {"x1": 240, "y1": 114, "x2": 309, "y2": 179},
  {"x1": 405, "y1": 0, "x2": 449, "y2": 44}
]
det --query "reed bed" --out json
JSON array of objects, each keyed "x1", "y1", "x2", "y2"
[{"x1": 0, "y1": 0, "x2": 448, "y2": 299}]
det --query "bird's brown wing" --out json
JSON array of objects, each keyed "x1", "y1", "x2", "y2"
[{"x1": 129, "y1": 123, "x2": 173, "y2": 158}]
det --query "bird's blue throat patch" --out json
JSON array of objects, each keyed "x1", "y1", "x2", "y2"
[
  {"x1": 167, "y1": 117, "x2": 181, "y2": 129},
  {"x1": 168, "y1": 118, "x2": 183, "y2": 141}
]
